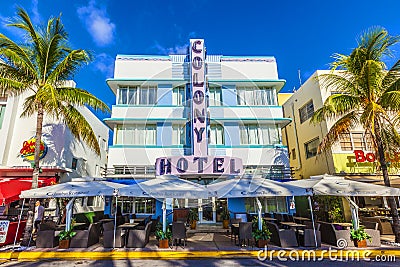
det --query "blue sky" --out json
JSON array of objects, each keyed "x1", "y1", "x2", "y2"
[{"x1": 1, "y1": 0, "x2": 400, "y2": 120}]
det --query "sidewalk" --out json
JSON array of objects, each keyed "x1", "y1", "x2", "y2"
[{"x1": 1, "y1": 232, "x2": 399, "y2": 261}]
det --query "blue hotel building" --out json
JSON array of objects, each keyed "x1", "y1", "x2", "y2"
[{"x1": 104, "y1": 39, "x2": 292, "y2": 223}]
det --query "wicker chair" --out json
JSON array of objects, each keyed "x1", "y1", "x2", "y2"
[
  {"x1": 266, "y1": 222, "x2": 298, "y2": 248},
  {"x1": 70, "y1": 222, "x2": 101, "y2": 248},
  {"x1": 238, "y1": 222, "x2": 253, "y2": 247},
  {"x1": 172, "y1": 222, "x2": 187, "y2": 248},
  {"x1": 126, "y1": 221, "x2": 152, "y2": 248},
  {"x1": 230, "y1": 218, "x2": 242, "y2": 244},
  {"x1": 103, "y1": 228, "x2": 125, "y2": 248}
]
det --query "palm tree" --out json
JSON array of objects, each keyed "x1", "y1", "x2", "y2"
[
  {"x1": 311, "y1": 26, "x2": 400, "y2": 242},
  {"x1": 0, "y1": 8, "x2": 110, "y2": 245}
]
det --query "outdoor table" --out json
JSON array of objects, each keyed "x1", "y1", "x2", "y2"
[
  {"x1": 117, "y1": 223, "x2": 140, "y2": 229},
  {"x1": 99, "y1": 218, "x2": 114, "y2": 223},
  {"x1": 56, "y1": 222, "x2": 86, "y2": 230},
  {"x1": 117, "y1": 223, "x2": 140, "y2": 244},
  {"x1": 263, "y1": 217, "x2": 277, "y2": 221},
  {"x1": 293, "y1": 216, "x2": 311, "y2": 223},
  {"x1": 133, "y1": 218, "x2": 145, "y2": 223}
]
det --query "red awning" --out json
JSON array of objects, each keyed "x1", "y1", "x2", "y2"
[{"x1": 0, "y1": 177, "x2": 56, "y2": 205}]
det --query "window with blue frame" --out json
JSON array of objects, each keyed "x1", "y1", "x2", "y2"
[
  {"x1": 239, "y1": 124, "x2": 281, "y2": 145},
  {"x1": 208, "y1": 87, "x2": 222, "y2": 106},
  {"x1": 209, "y1": 124, "x2": 224, "y2": 145},
  {"x1": 172, "y1": 86, "x2": 186, "y2": 106},
  {"x1": 172, "y1": 124, "x2": 186, "y2": 145},
  {"x1": 118, "y1": 86, "x2": 157, "y2": 105},
  {"x1": 236, "y1": 86, "x2": 276, "y2": 106},
  {"x1": 115, "y1": 124, "x2": 156, "y2": 145},
  {"x1": 0, "y1": 104, "x2": 6, "y2": 129}
]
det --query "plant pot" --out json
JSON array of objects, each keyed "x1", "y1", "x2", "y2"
[
  {"x1": 354, "y1": 239, "x2": 367, "y2": 248},
  {"x1": 222, "y1": 220, "x2": 229, "y2": 229},
  {"x1": 59, "y1": 239, "x2": 70, "y2": 249},
  {"x1": 190, "y1": 220, "x2": 197, "y2": 230},
  {"x1": 256, "y1": 239, "x2": 269, "y2": 248},
  {"x1": 159, "y1": 239, "x2": 169, "y2": 248}
]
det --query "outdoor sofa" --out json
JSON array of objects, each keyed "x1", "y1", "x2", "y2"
[
  {"x1": 70, "y1": 222, "x2": 101, "y2": 248},
  {"x1": 126, "y1": 221, "x2": 152, "y2": 248},
  {"x1": 318, "y1": 221, "x2": 380, "y2": 247},
  {"x1": 266, "y1": 222, "x2": 298, "y2": 248}
]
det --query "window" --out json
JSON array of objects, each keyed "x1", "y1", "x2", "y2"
[
  {"x1": 339, "y1": 132, "x2": 372, "y2": 151},
  {"x1": 209, "y1": 124, "x2": 224, "y2": 145},
  {"x1": 172, "y1": 86, "x2": 186, "y2": 106},
  {"x1": 208, "y1": 87, "x2": 222, "y2": 106},
  {"x1": 264, "y1": 197, "x2": 288, "y2": 213},
  {"x1": 118, "y1": 86, "x2": 157, "y2": 105},
  {"x1": 71, "y1": 158, "x2": 78, "y2": 170},
  {"x1": 0, "y1": 104, "x2": 5, "y2": 129},
  {"x1": 87, "y1": 197, "x2": 95, "y2": 206},
  {"x1": 299, "y1": 100, "x2": 314, "y2": 123},
  {"x1": 115, "y1": 125, "x2": 156, "y2": 145},
  {"x1": 236, "y1": 87, "x2": 277, "y2": 106},
  {"x1": 291, "y1": 148, "x2": 296, "y2": 160},
  {"x1": 239, "y1": 124, "x2": 281, "y2": 145},
  {"x1": 172, "y1": 124, "x2": 186, "y2": 145},
  {"x1": 305, "y1": 138, "x2": 319, "y2": 159},
  {"x1": 135, "y1": 198, "x2": 156, "y2": 214}
]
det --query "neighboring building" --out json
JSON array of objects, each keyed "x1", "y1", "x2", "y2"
[
  {"x1": 0, "y1": 80, "x2": 109, "y2": 213},
  {"x1": 104, "y1": 39, "x2": 292, "y2": 222},
  {"x1": 282, "y1": 71, "x2": 400, "y2": 218}
]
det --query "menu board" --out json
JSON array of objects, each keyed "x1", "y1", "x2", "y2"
[{"x1": 0, "y1": 220, "x2": 10, "y2": 243}]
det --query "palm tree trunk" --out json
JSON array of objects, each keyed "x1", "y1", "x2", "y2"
[
  {"x1": 20, "y1": 105, "x2": 44, "y2": 246},
  {"x1": 375, "y1": 128, "x2": 400, "y2": 243}
]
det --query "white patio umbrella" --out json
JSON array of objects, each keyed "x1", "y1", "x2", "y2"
[
  {"x1": 286, "y1": 174, "x2": 400, "y2": 230},
  {"x1": 18, "y1": 180, "x2": 126, "y2": 248},
  {"x1": 119, "y1": 175, "x2": 212, "y2": 232},
  {"x1": 208, "y1": 177, "x2": 312, "y2": 234}
]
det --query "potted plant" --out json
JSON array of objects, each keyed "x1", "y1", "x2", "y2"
[
  {"x1": 188, "y1": 208, "x2": 199, "y2": 230},
  {"x1": 57, "y1": 219, "x2": 76, "y2": 249},
  {"x1": 252, "y1": 227, "x2": 272, "y2": 248},
  {"x1": 251, "y1": 217, "x2": 272, "y2": 248},
  {"x1": 155, "y1": 222, "x2": 171, "y2": 248},
  {"x1": 220, "y1": 207, "x2": 230, "y2": 229},
  {"x1": 350, "y1": 227, "x2": 371, "y2": 248}
]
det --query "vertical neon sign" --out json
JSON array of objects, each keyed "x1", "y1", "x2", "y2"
[{"x1": 190, "y1": 39, "x2": 208, "y2": 156}]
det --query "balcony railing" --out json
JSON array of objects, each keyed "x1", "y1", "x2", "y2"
[{"x1": 102, "y1": 165, "x2": 156, "y2": 177}]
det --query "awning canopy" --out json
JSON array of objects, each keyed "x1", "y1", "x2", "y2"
[
  {"x1": 118, "y1": 175, "x2": 212, "y2": 199},
  {"x1": 20, "y1": 180, "x2": 125, "y2": 198},
  {"x1": 286, "y1": 174, "x2": 400, "y2": 196},
  {"x1": 0, "y1": 177, "x2": 56, "y2": 205},
  {"x1": 207, "y1": 177, "x2": 312, "y2": 198}
]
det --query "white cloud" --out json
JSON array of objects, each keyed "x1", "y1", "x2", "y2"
[
  {"x1": 153, "y1": 42, "x2": 188, "y2": 55},
  {"x1": 93, "y1": 53, "x2": 114, "y2": 78},
  {"x1": 77, "y1": 0, "x2": 116, "y2": 47},
  {"x1": 31, "y1": 0, "x2": 41, "y2": 24}
]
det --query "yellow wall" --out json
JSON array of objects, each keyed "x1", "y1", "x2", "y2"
[
  {"x1": 333, "y1": 153, "x2": 400, "y2": 174},
  {"x1": 277, "y1": 93, "x2": 293, "y2": 106}
]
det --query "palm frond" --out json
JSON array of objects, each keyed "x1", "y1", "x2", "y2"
[
  {"x1": 57, "y1": 87, "x2": 110, "y2": 112},
  {"x1": 318, "y1": 111, "x2": 359, "y2": 152},
  {"x1": 60, "y1": 105, "x2": 101, "y2": 155}
]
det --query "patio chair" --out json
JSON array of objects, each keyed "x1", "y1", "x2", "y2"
[
  {"x1": 70, "y1": 222, "x2": 101, "y2": 248},
  {"x1": 36, "y1": 221, "x2": 58, "y2": 248},
  {"x1": 126, "y1": 221, "x2": 152, "y2": 248},
  {"x1": 238, "y1": 222, "x2": 253, "y2": 247},
  {"x1": 151, "y1": 215, "x2": 161, "y2": 233},
  {"x1": 273, "y1": 213, "x2": 285, "y2": 223},
  {"x1": 103, "y1": 228, "x2": 125, "y2": 248},
  {"x1": 172, "y1": 222, "x2": 187, "y2": 248},
  {"x1": 266, "y1": 222, "x2": 298, "y2": 248},
  {"x1": 230, "y1": 218, "x2": 241, "y2": 244},
  {"x1": 102, "y1": 221, "x2": 114, "y2": 232},
  {"x1": 299, "y1": 223, "x2": 321, "y2": 247}
]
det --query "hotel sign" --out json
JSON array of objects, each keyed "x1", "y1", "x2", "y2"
[
  {"x1": 155, "y1": 39, "x2": 243, "y2": 177},
  {"x1": 156, "y1": 156, "x2": 243, "y2": 176},
  {"x1": 191, "y1": 39, "x2": 207, "y2": 156}
]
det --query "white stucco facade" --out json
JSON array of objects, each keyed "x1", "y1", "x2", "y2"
[{"x1": 0, "y1": 81, "x2": 109, "y2": 182}]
